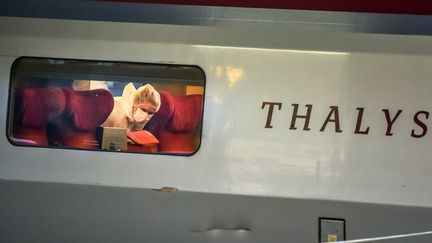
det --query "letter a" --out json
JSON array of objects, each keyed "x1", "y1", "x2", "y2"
[{"x1": 320, "y1": 106, "x2": 342, "y2": 133}]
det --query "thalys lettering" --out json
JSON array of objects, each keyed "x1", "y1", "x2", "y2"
[{"x1": 261, "y1": 101, "x2": 429, "y2": 138}]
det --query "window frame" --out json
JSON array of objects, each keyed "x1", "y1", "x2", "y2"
[{"x1": 7, "y1": 56, "x2": 206, "y2": 156}]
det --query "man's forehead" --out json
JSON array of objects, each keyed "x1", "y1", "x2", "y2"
[{"x1": 138, "y1": 103, "x2": 157, "y2": 110}]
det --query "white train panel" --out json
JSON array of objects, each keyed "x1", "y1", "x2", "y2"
[{"x1": 1, "y1": 17, "x2": 432, "y2": 210}]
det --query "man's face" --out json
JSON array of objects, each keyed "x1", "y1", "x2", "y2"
[{"x1": 133, "y1": 102, "x2": 158, "y2": 124}]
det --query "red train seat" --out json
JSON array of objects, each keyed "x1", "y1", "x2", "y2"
[
  {"x1": 48, "y1": 88, "x2": 114, "y2": 149},
  {"x1": 145, "y1": 91, "x2": 203, "y2": 154},
  {"x1": 12, "y1": 88, "x2": 66, "y2": 146}
]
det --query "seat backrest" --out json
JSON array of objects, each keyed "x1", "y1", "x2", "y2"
[
  {"x1": 47, "y1": 88, "x2": 114, "y2": 149},
  {"x1": 167, "y1": 94, "x2": 203, "y2": 132},
  {"x1": 11, "y1": 88, "x2": 66, "y2": 146},
  {"x1": 62, "y1": 88, "x2": 114, "y2": 131},
  {"x1": 145, "y1": 91, "x2": 175, "y2": 133},
  {"x1": 15, "y1": 87, "x2": 66, "y2": 127},
  {"x1": 145, "y1": 91, "x2": 203, "y2": 153}
]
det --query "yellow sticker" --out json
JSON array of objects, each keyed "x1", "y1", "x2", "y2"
[{"x1": 327, "y1": 234, "x2": 338, "y2": 242}]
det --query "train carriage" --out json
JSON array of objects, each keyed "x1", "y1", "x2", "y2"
[{"x1": 1, "y1": 1, "x2": 432, "y2": 242}]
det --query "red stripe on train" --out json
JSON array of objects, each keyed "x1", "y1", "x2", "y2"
[{"x1": 99, "y1": 0, "x2": 432, "y2": 15}]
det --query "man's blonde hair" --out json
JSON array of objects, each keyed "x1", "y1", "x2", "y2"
[{"x1": 133, "y1": 84, "x2": 161, "y2": 110}]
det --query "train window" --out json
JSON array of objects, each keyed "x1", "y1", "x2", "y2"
[{"x1": 8, "y1": 57, "x2": 205, "y2": 155}]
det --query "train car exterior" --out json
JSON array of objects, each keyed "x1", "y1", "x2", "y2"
[{"x1": 1, "y1": 1, "x2": 432, "y2": 242}]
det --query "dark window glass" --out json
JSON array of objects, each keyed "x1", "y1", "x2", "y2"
[{"x1": 8, "y1": 57, "x2": 205, "y2": 155}]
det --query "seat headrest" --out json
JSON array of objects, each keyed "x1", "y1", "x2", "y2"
[
  {"x1": 63, "y1": 88, "x2": 114, "y2": 131},
  {"x1": 145, "y1": 91, "x2": 203, "y2": 133},
  {"x1": 17, "y1": 88, "x2": 66, "y2": 127},
  {"x1": 167, "y1": 94, "x2": 203, "y2": 132},
  {"x1": 145, "y1": 91, "x2": 175, "y2": 131}
]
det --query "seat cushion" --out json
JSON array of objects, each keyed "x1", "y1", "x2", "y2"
[
  {"x1": 63, "y1": 88, "x2": 114, "y2": 131},
  {"x1": 17, "y1": 88, "x2": 66, "y2": 127},
  {"x1": 167, "y1": 94, "x2": 203, "y2": 132}
]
